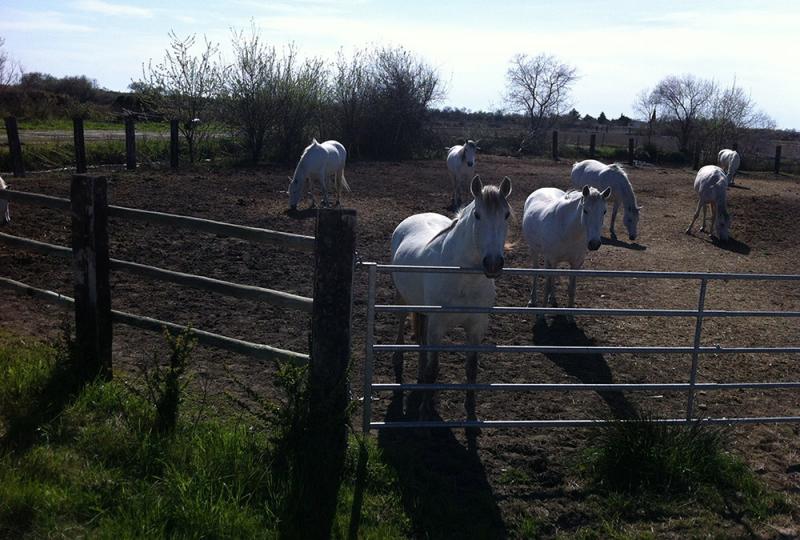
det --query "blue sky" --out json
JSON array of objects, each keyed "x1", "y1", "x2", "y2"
[{"x1": 2, "y1": 0, "x2": 799, "y2": 128}]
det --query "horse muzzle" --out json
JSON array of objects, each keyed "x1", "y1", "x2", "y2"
[
  {"x1": 587, "y1": 239, "x2": 602, "y2": 251},
  {"x1": 482, "y1": 255, "x2": 504, "y2": 278},
  {"x1": 466, "y1": 161, "x2": 474, "y2": 168}
]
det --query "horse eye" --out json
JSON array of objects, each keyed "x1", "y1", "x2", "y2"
[{"x1": 583, "y1": 209, "x2": 588, "y2": 214}]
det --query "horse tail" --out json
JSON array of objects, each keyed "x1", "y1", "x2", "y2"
[{"x1": 338, "y1": 170, "x2": 351, "y2": 193}]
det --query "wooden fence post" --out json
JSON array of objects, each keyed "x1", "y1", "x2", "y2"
[
  {"x1": 589, "y1": 133, "x2": 596, "y2": 158},
  {"x1": 628, "y1": 138, "x2": 635, "y2": 165},
  {"x1": 774, "y1": 145, "x2": 782, "y2": 175},
  {"x1": 552, "y1": 130, "x2": 559, "y2": 161},
  {"x1": 71, "y1": 175, "x2": 112, "y2": 380},
  {"x1": 124, "y1": 117, "x2": 136, "y2": 170},
  {"x1": 293, "y1": 208, "x2": 356, "y2": 538},
  {"x1": 4, "y1": 116, "x2": 25, "y2": 177},
  {"x1": 170, "y1": 119, "x2": 179, "y2": 168},
  {"x1": 73, "y1": 117, "x2": 87, "y2": 173},
  {"x1": 692, "y1": 144, "x2": 701, "y2": 171}
]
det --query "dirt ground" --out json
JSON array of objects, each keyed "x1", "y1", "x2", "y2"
[{"x1": 1, "y1": 156, "x2": 799, "y2": 537}]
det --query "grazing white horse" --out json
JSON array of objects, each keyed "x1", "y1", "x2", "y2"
[
  {"x1": 288, "y1": 139, "x2": 349, "y2": 210},
  {"x1": 522, "y1": 185, "x2": 611, "y2": 322},
  {"x1": 446, "y1": 140, "x2": 478, "y2": 210},
  {"x1": 717, "y1": 149, "x2": 741, "y2": 186},
  {"x1": 571, "y1": 159, "x2": 641, "y2": 241},
  {"x1": 686, "y1": 165, "x2": 731, "y2": 241},
  {"x1": 391, "y1": 175, "x2": 512, "y2": 420},
  {"x1": 0, "y1": 176, "x2": 9, "y2": 225}
]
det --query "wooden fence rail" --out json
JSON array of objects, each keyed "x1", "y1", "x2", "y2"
[
  {"x1": 0, "y1": 178, "x2": 330, "y2": 372},
  {"x1": 0, "y1": 232, "x2": 313, "y2": 312}
]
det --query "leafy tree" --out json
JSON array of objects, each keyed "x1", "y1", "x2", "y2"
[{"x1": 135, "y1": 31, "x2": 223, "y2": 162}]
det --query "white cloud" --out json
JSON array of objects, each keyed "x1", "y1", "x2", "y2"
[
  {"x1": 73, "y1": 0, "x2": 153, "y2": 18},
  {"x1": 0, "y1": 10, "x2": 94, "y2": 33}
]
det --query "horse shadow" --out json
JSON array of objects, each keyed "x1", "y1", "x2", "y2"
[
  {"x1": 373, "y1": 393, "x2": 506, "y2": 538},
  {"x1": 285, "y1": 207, "x2": 317, "y2": 220},
  {"x1": 533, "y1": 317, "x2": 638, "y2": 420},
  {"x1": 715, "y1": 237, "x2": 751, "y2": 255},
  {"x1": 728, "y1": 184, "x2": 751, "y2": 191},
  {"x1": 601, "y1": 236, "x2": 647, "y2": 251}
]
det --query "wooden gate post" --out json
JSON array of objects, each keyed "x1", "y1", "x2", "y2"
[
  {"x1": 775, "y1": 145, "x2": 782, "y2": 175},
  {"x1": 124, "y1": 117, "x2": 136, "y2": 170},
  {"x1": 73, "y1": 117, "x2": 87, "y2": 173},
  {"x1": 589, "y1": 133, "x2": 596, "y2": 158},
  {"x1": 71, "y1": 175, "x2": 112, "y2": 380},
  {"x1": 628, "y1": 137, "x2": 635, "y2": 165},
  {"x1": 552, "y1": 130, "x2": 559, "y2": 161},
  {"x1": 4, "y1": 116, "x2": 25, "y2": 177},
  {"x1": 170, "y1": 119, "x2": 179, "y2": 168},
  {"x1": 293, "y1": 208, "x2": 356, "y2": 538}
]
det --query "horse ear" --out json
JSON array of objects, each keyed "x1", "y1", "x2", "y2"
[
  {"x1": 601, "y1": 187, "x2": 612, "y2": 199},
  {"x1": 500, "y1": 176, "x2": 512, "y2": 198},
  {"x1": 581, "y1": 185, "x2": 590, "y2": 198},
  {"x1": 312, "y1": 138, "x2": 318, "y2": 144},
  {"x1": 470, "y1": 175, "x2": 483, "y2": 199}
]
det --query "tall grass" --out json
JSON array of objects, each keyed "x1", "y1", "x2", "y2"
[{"x1": 0, "y1": 332, "x2": 411, "y2": 538}]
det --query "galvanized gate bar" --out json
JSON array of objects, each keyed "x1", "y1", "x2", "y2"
[
  {"x1": 362, "y1": 263, "x2": 378, "y2": 433},
  {"x1": 686, "y1": 279, "x2": 708, "y2": 420},
  {"x1": 374, "y1": 304, "x2": 800, "y2": 318},
  {"x1": 368, "y1": 416, "x2": 800, "y2": 430},
  {"x1": 370, "y1": 382, "x2": 800, "y2": 392},
  {"x1": 373, "y1": 344, "x2": 800, "y2": 354},
  {"x1": 376, "y1": 263, "x2": 800, "y2": 281}
]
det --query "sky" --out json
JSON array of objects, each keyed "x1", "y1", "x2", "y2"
[{"x1": 1, "y1": 0, "x2": 799, "y2": 129}]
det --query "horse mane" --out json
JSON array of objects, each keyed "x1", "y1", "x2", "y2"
[
  {"x1": 608, "y1": 162, "x2": 638, "y2": 209},
  {"x1": 425, "y1": 185, "x2": 511, "y2": 247}
]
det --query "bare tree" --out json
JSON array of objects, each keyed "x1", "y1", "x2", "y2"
[
  {"x1": 649, "y1": 74, "x2": 715, "y2": 153},
  {"x1": 331, "y1": 48, "x2": 371, "y2": 158},
  {"x1": 633, "y1": 88, "x2": 659, "y2": 144},
  {"x1": 707, "y1": 80, "x2": 775, "y2": 145},
  {"x1": 135, "y1": 31, "x2": 223, "y2": 162},
  {"x1": 504, "y1": 53, "x2": 578, "y2": 151},
  {"x1": 0, "y1": 37, "x2": 22, "y2": 86}
]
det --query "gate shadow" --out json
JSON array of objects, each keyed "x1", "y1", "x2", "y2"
[
  {"x1": 533, "y1": 317, "x2": 637, "y2": 420},
  {"x1": 375, "y1": 393, "x2": 506, "y2": 538}
]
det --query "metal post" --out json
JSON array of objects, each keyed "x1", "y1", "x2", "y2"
[
  {"x1": 686, "y1": 278, "x2": 708, "y2": 420},
  {"x1": 363, "y1": 263, "x2": 377, "y2": 433}
]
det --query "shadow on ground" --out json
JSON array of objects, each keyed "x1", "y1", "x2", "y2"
[
  {"x1": 601, "y1": 236, "x2": 647, "y2": 251},
  {"x1": 533, "y1": 317, "x2": 638, "y2": 420},
  {"x1": 374, "y1": 393, "x2": 506, "y2": 538}
]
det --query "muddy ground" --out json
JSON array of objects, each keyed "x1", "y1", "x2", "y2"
[{"x1": 1, "y1": 156, "x2": 799, "y2": 537}]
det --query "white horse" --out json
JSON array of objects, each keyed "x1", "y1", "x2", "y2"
[
  {"x1": 717, "y1": 149, "x2": 740, "y2": 186},
  {"x1": 685, "y1": 165, "x2": 731, "y2": 241},
  {"x1": 288, "y1": 139, "x2": 349, "y2": 211},
  {"x1": 571, "y1": 159, "x2": 640, "y2": 241},
  {"x1": 391, "y1": 175, "x2": 512, "y2": 420},
  {"x1": 0, "y1": 176, "x2": 9, "y2": 225},
  {"x1": 522, "y1": 185, "x2": 611, "y2": 322},
  {"x1": 446, "y1": 140, "x2": 478, "y2": 210}
]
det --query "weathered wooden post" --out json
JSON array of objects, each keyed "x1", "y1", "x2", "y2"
[
  {"x1": 774, "y1": 145, "x2": 782, "y2": 175},
  {"x1": 4, "y1": 116, "x2": 25, "y2": 177},
  {"x1": 692, "y1": 144, "x2": 701, "y2": 171},
  {"x1": 589, "y1": 133, "x2": 596, "y2": 158},
  {"x1": 170, "y1": 119, "x2": 179, "y2": 169},
  {"x1": 291, "y1": 208, "x2": 356, "y2": 539},
  {"x1": 628, "y1": 137, "x2": 635, "y2": 165},
  {"x1": 71, "y1": 175, "x2": 112, "y2": 380},
  {"x1": 552, "y1": 130, "x2": 559, "y2": 161},
  {"x1": 73, "y1": 117, "x2": 87, "y2": 173},
  {"x1": 124, "y1": 117, "x2": 136, "y2": 170}
]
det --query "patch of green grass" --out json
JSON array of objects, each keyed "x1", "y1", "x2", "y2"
[
  {"x1": 581, "y1": 414, "x2": 792, "y2": 524},
  {"x1": 18, "y1": 119, "x2": 170, "y2": 132},
  {"x1": 0, "y1": 333, "x2": 413, "y2": 538}
]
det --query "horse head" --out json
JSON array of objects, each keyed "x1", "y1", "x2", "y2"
[
  {"x1": 288, "y1": 174, "x2": 303, "y2": 210},
  {"x1": 716, "y1": 206, "x2": 731, "y2": 241},
  {"x1": 462, "y1": 140, "x2": 477, "y2": 168},
  {"x1": 580, "y1": 185, "x2": 611, "y2": 250},
  {"x1": 624, "y1": 204, "x2": 641, "y2": 241},
  {"x1": 470, "y1": 175, "x2": 512, "y2": 278}
]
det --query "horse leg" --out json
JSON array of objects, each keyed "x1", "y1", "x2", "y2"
[
  {"x1": 528, "y1": 250, "x2": 545, "y2": 324},
  {"x1": 685, "y1": 200, "x2": 703, "y2": 234},
  {"x1": 610, "y1": 200, "x2": 620, "y2": 240},
  {"x1": 710, "y1": 202, "x2": 718, "y2": 238},
  {"x1": 419, "y1": 318, "x2": 442, "y2": 421},
  {"x1": 566, "y1": 262, "x2": 580, "y2": 325},
  {"x1": 392, "y1": 303, "x2": 407, "y2": 390},
  {"x1": 464, "y1": 321, "x2": 486, "y2": 424},
  {"x1": 319, "y1": 169, "x2": 330, "y2": 207},
  {"x1": 700, "y1": 203, "x2": 708, "y2": 233},
  {"x1": 545, "y1": 260, "x2": 557, "y2": 308}
]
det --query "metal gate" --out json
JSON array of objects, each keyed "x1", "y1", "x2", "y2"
[{"x1": 361, "y1": 263, "x2": 800, "y2": 432}]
